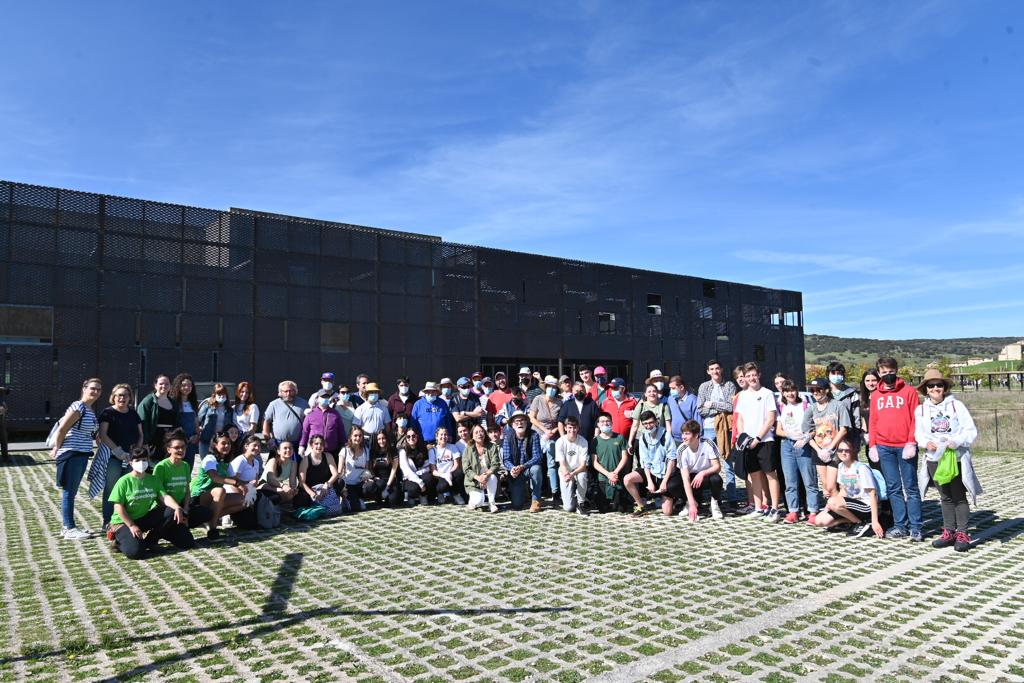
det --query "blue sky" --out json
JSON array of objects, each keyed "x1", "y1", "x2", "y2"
[{"x1": 2, "y1": 1, "x2": 1022, "y2": 339}]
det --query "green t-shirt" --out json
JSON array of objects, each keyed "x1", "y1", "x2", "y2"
[
  {"x1": 190, "y1": 455, "x2": 230, "y2": 497},
  {"x1": 152, "y1": 459, "x2": 191, "y2": 505},
  {"x1": 593, "y1": 434, "x2": 627, "y2": 490},
  {"x1": 109, "y1": 473, "x2": 165, "y2": 526}
]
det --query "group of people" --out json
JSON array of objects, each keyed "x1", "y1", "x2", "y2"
[{"x1": 46, "y1": 357, "x2": 982, "y2": 559}]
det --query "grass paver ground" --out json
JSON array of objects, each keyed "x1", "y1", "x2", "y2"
[{"x1": 2, "y1": 451, "x2": 1023, "y2": 682}]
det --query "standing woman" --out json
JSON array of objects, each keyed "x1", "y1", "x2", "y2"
[
  {"x1": 859, "y1": 370, "x2": 880, "y2": 462},
  {"x1": 914, "y1": 369, "x2": 981, "y2": 551},
  {"x1": 51, "y1": 378, "x2": 103, "y2": 540},
  {"x1": 334, "y1": 384, "x2": 357, "y2": 440},
  {"x1": 232, "y1": 381, "x2": 260, "y2": 438},
  {"x1": 463, "y1": 423, "x2": 501, "y2": 512},
  {"x1": 96, "y1": 384, "x2": 144, "y2": 530},
  {"x1": 170, "y1": 374, "x2": 200, "y2": 470},
  {"x1": 198, "y1": 383, "x2": 234, "y2": 459},
  {"x1": 338, "y1": 425, "x2": 370, "y2": 512},
  {"x1": 365, "y1": 431, "x2": 402, "y2": 506},
  {"x1": 137, "y1": 375, "x2": 176, "y2": 461}
]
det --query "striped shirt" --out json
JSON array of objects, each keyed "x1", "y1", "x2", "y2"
[{"x1": 57, "y1": 401, "x2": 98, "y2": 455}]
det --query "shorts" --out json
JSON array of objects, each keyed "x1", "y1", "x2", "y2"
[
  {"x1": 638, "y1": 475, "x2": 664, "y2": 498},
  {"x1": 742, "y1": 441, "x2": 774, "y2": 474},
  {"x1": 842, "y1": 496, "x2": 872, "y2": 522}
]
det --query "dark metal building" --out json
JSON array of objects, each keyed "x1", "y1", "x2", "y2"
[{"x1": 0, "y1": 180, "x2": 804, "y2": 431}]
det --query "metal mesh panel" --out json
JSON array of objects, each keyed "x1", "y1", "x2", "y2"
[
  {"x1": 349, "y1": 292, "x2": 376, "y2": 322},
  {"x1": 222, "y1": 315, "x2": 253, "y2": 349},
  {"x1": 439, "y1": 298, "x2": 475, "y2": 327},
  {"x1": 105, "y1": 196, "x2": 145, "y2": 235},
  {"x1": 379, "y1": 266, "x2": 406, "y2": 295},
  {"x1": 99, "y1": 309, "x2": 137, "y2": 346},
  {"x1": 439, "y1": 271, "x2": 475, "y2": 300},
  {"x1": 8, "y1": 346, "x2": 54, "y2": 418},
  {"x1": 350, "y1": 231, "x2": 377, "y2": 260},
  {"x1": 254, "y1": 250, "x2": 287, "y2": 283},
  {"x1": 320, "y1": 289, "x2": 350, "y2": 322},
  {"x1": 185, "y1": 279, "x2": 218, "y2": 314},
  {"x1": 218, "y1": 351, "x2": 252, "y2": 382},
  {"x1": 10, "y1": 223, "x2": 56, "y2": 264},
  {"x1": 99, "y1": 347, "x2": 142, "y2": 391},
  {"x1": 288, "y1": 221, "x2": 320, "y2": 255},
  {"x1": 11, "y1": 185, "x2": 57, "y2": 224},
  {"x1": 287, "y1": 319, "x2": 319, "y2": 352},
  {"x1": 256, "y1": 217, "x2": 288, "y2": 251},
  {"x1": 144, "y1": 202, "x2": 181, "y2": 239},
  {"x1": 255, "y1": 318, "x2": 285, "y2": 351},
  {"x1": 287, "y1": 259, "x2": 318, "y2": 287},
  {"x1": 179, "y1": 350, "x2": 212, "y2": 379},
  {"x1": 218, "y1": 280, "x2": 252, "y2": 315},
  {"x1": 56, "y1": 347, "x2": 95, "y2": 400},
  {"x1": 103, "y1": 233, "x2": 144, "y2": 272},
  {"x1": 184, "y1": 206, "x2": 224, "y2": 243},
  {"x1": 180, "y1": 313, "x2": 219, "y2": 348},
  {"x1": 256, "y1": 284, "x2": 288, "y2": 318},
  {"x1": 226, "y1": 213, "x2": 254, "y2": 247},
  {"x1": 55, "y1": 229, "x2": 99, "y2": 267},
  {"x1": 140, "y1": 312, "x2": 177, "y2": 346},
  {"x1": 6, "y1": 263, "x2": 54, "y2": 305},
  {"x1": 142, "y1": 238, "x2": 182, "y2": 275},
  {"x1": 58, "y1": 190, "x2": 101, "y2": 229},
  {"x1": 226, "y1": 246, "x2": 253, "y2": 280},
  {"x1": 54, "y1": 307, "x2": 97, "y2": 346},
  {"x1": 319, "y1": 228, "x2": 348, "y2": 257},
  {"x1": 288, "y1": 286, "x2": 319, "y2": 319}
]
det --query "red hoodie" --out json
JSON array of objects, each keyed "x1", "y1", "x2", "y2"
[{"x1": 868, "y1": 378, "x2": 919, "y2": 447}]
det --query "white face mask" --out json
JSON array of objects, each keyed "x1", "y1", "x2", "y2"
[
  {"x1": 399, "y1": 385, "x2": 409, "y2": 395},
  {"x1": 322, "y1": 382, "x2": 333, "y2": 391},
  {"x1": 216, "y1": 395, "x2": 227, "y2": 404},
  {"x1": 654, "y1": 381, "x2": 665, "y2": 391},
  {"x1": 131, "y1": 460, "x2": 149, "y2": 473}
]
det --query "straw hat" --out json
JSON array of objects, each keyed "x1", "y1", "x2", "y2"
[{"x1": 916, "y1": 368, "x2": 952, "y2": 394}]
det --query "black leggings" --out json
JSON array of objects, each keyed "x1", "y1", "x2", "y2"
[
  {"x1": 927, "y1": 460, "x2": 970, "y2": 533},
  {"x1": 403, "y1": 472, "x2": 437, "y2": 502},
  {"x1": 115, "y1": 506, "x2": 194, "y2": 560},
  {"x1": 434, "y1": 470, "x2": 466, "y2": 500},
  {"x1": 689, "y1": 472, "x2": 724, "y2": 503},
  {"x1": 363, "y1": 477, "x2": 404, "y2": 506}
]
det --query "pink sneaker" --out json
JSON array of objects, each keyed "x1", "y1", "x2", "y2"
[
  {"x1": 783, "y1": 512, "x2": 798, "y2": 524},
  {"x1": 806, "y1": 513, "x2": 817, "y2": 526},
  {"x1": 931, "y1": 528, "x2": 955, "y2": 549}
]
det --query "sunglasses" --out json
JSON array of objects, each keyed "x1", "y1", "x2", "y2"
[
  {"x1": 836, "y1": 448, "x2": 853, "y2": 453},
  {"x1": 925, "y1": 383, "x2": 945, "y2": 389}
]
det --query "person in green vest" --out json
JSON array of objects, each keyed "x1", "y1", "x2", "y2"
[
  {"x1": 109, "y1": 447, "x2": 193, "y2": 559},
  {"x1": 152, "y1": 429, "x2": 213, "y2": 531}
]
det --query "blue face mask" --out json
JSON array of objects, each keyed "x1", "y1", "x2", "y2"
[
  {"x1": 546, "y1": 387, "x2": 556, "y2": 398},
  {"x1": 473, "y1": 381, "x2": 482, "y2": 389},
  {"x1": 612, "y1": 389, "x2": 622, "y2": 399},
  {"x1": 396, "y1": 418, "x2": 408, "y2": 428},
  {"x1": 425, "y1": 394, "x2": 437, "y2": 403},
  {"x1": 339, "y1": 393, "x2": 350, "y2": 402},
  {"x1": 829, "y1": 374, "x2": 844, "y2": 385},
  {"x1": 368, "y1": 394, "x2": 379, "y2": 403},
  {"x1": 600, "y1": 424, "x2": 613, "y2": 434},
  {"x1": 669, "y1": 389, "x2": 680, "y2": 398},
  {"x1": 441, "y1": 387, "x2": 452, "y2": 397}
]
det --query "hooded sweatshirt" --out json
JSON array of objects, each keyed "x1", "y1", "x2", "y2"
[
  {"x1": 914, "y1": 394, "x2": 977, "y2": 462},
  {"x1": 868, "y1": 379, "x2": 919, "y2": 447}
]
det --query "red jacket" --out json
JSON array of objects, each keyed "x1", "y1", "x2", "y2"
[
  {"x1": 868, "y1": 379, "x2": 919, "y2": 447},
  {"x1": 601, "y1": 395, "x2": 638, "y2": 439}
]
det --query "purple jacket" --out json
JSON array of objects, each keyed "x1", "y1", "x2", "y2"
[{"x1": 300, "y1": 407, "x2": 346, "y2": 454}]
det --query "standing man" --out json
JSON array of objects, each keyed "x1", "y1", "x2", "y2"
[
  {"x1": 589, "y1": 366, "x2": 610, "y2": 404},
  {"x1": 557, "y1": 380, "x2": 600, "y2": 448},
  {"x1": 307, "y1": 372, "x2": 339, "y2": 413},
  {"x1": 410, "y1": 382, "x2": 453, "y2": 445},
  {"x1": 486, "y1": 372, "x2": 513, "y2": 416},
  {"x1": 601, "y1": 378, "x2": 637, "y2": 445},
  {"x1": 451, "y1": 376, "x2": 487, "y2": 427},
  {"x1": 827, "y1": 362, "x2": 861, "y2": 449},
  {"x1": 262, "y1": 381, "x2": 309, "y2": 451},
  {"x1": 351, "y1": 374, "x2": 369, "y2": 408},
  {"x1": 518, "y1": 367, "x2": 542, "y2": 405},
  {"x1": 868, "y1": 357, "x2": 922, "y2": 541},
  {"x1": 352, "y1": 382, "x2": 391, "y2": 438},
  {"x1": 438, "y1": 378, "x2": 456, "y2": 410},
  {"x1": 387, "y1": 377, "x2": 414, "y2": 422},
  {"x1": 734, "y1": 363, "x2": 780, "y2": 521},
  {"x1": 530, "y1": 375, "x2": 564, "y2": 504},
  {"x1": 578, "y1": 366, "x2": 597, "y2": 399},
  {"x1": 666, "y1": 376, "x2": 700, "y2": 446},
  {"x1": 698, "y1": 360, "x2": 738, "y2": 505}
]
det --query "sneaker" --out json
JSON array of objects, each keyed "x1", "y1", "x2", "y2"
[
  {"x1": 783, "y1": 512, "x2": 798, "y2": 524},
  {"x1": 62, "y1": 527, "x2": 91, "y2": 541},
  {"x1": 932, "y1": 528, "x2": 956, "y2": 548},
  {"x1": 765, "y1": 509, "x2": 781, "y2": 523},
  {"x1": 827, "y1": 523, "x2": 853, "y2": 533},
  {"x1": 909, "y1": 529, "x2": 923, "y2": 542},
  {"x1": 529, "y1": 500, "x2": 542, "y2": 513},
  {"x1": 807, "y1": 513, "x2": 818, "y2": 526},
  {"x1": 206, "y1": 528, "x2": 221, "y2": 541},
  {"x1": 453, "y1": 494, "x2": 466, "y2": 506},
  {"x1": 630, "y1": 504, "x2": 646, "y2": 518},
  {"x1": 849, "y1": 523, "x2": 871, "y2": 538},
  {"x1": 744, "y1": 506, "x2": 763, "y2": 517},
  {"x1": 575, "y1": 506, "x2": 586, "y2": 516},
  {"x1": 489, "y1": 504, "x2": 499, "y2": 513},
  {"x1": 885, "y1": 527, "x2": 908, "y2": 540},
  {"x1": 954, "y1": 531, "x2": 972, "y2": 552},
  {"x1": 710, "y1": 499, "x2": 723, "y2": 520}
]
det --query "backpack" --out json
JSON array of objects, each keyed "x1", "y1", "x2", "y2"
[
  {"x1": 46, "y1": 403, "x2": 87, "y2": 449},
  {"x1": 868, "y1": 466, "x2": 888, "y2": 501},
  {"x1": 293, "y1": 505, "x2": 328, "y2": 522},
  {"x1": 256, "y1": 494, "x2": 281, "y2": 529}
]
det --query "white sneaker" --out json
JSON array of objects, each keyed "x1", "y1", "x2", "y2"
[
  {"x1": 62, "y1": 528, "x2": 91, "y2": 541},
  {"x1": 711, "y1": 499, "x2": 724, "y2": 520},
  {"x1": 453, "y1": 494, "x2": 466, "y2": 505},
  {"x1": 681, "y1": 504, "x2": 690, "y2": 518},
  {"x1": 221, "y1": 516, "x2": 235, "y2": 529}
]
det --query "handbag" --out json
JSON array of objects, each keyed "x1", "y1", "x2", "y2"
[{"x1": 933, "y1": 448, "x2": 960, "y2": 486}]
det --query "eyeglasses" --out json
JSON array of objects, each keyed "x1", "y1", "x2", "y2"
[
  {"x1": 836, "y1": 448, "x2": 853, "y2": 453},
  {"x1": 86, "y1": 386, "x2": 101, "y2": 392},
  {"x1": 925, "y1": 383, "x2": 945, "y2": 389},
  {"x1": 113, "y1": 393, "x2": 129, "y2": 399}
]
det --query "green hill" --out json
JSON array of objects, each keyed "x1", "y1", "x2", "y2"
[{"x1": 805, "y1": 334, "x2": 1020, "y2": 367}]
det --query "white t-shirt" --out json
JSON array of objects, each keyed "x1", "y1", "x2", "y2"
[
  {"x1": 201, "y1": 454, "x2": 219, "y2": 472},
  {"x1": 778, "y1": 401, "x2": 808, "y2": 440},
  {"x1": 735, "y1": 387, "x2": 777, "y2": 442},
  {"x1": 229, "y1": 455, "x2": 262, "y2": 482},
  {"x1": 837, "y1": 461, "x2": 876, "y2": 504},
  {"x1": 340, "y1": 446, "x2": 369, "y2": 485},
  {"x1": 703, "y1": 383, "x2": 725, "y2": 428},
  {"x1": 555, "y1": 434, "x2": 589, "y2": 471},
  {"x1": 233, "y1": 404, "x2": 261, "y2": 434},
  {"x1": 429, "y1": 445, "x2": 460, "y2": 477},
  {"x1": 676, "y1": 439, "x2": 720, "y2": 474}
]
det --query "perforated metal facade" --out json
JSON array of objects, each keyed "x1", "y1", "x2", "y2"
[{"x1": 0, "y1": 180, "x2": 804, "y2": 429}]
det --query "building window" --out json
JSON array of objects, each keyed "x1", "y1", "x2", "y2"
[
  {"x1": 320, "y1": 322, "x2": 350, "y2": 353},
  {"x1": 754, "y1": 344, "x2": 766, "y2": 361},
  {"x1": 0, "y1": 305, "x2": 53, "y2": 345},
  {"x1": 703, "y1": 281, "x2": 716, "y2": 298},
  {"x1": 770, "y1": 310, "x2": 781, "y2": 326},
  {"x1": 647, "y1": 293, "x2": 662, "y2": 316},
  {"x1": 784, "y1": 310, "x2": 802, "y2": 327},
  {"x1": 599, "y1": 312, "x2": 616, "y2": 334}
]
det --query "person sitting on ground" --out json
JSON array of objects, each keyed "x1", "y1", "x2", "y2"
[
  {"x1": 591, "y1": 412, "x2": 630, "y2": 513},
  {"x1": 676, "y1": 420, "x2": 724, "y2": 521},
  {"x1": 365, "y1": 431, "x2": 402, "y2": 506},
  {"x1": 813, "y1": 438, "x2": 884, "y2": 538},
  {"x1": 555, "y1": 416, "x2": 590, "y2": 514},
  {"x1": 153, "y1": 430, "x2": 212, "y2": 532},
  {"x1": 502, "y1": 411, "x2": 545, "y2": 512},
  {"x1": 294, "y1": 434, "x2": 341, "y2": 509},
  {"x1": 463, "y1": 424, "x2": 501, "y2": 512},
  {"x1": 189, "y1": 431, "x2": 251, "y2": 539},
  {"x1": 225, "y1": 434, "x2": 265, "y2": 528},
  {"x1": 429, "y1": 426, "x2": 466, "y2": 504},
  {"x1": 260, "y1": 440, "x2": 298, "y2": 505},
  {"x1": 109, "y1": 447, "x2": 193, "y2": 559},
  {"x1": 624, "y1": 410, "x2": 683, "y2": 517},
  {"x1": 339, "y1": 425, "x2": 371, "y2": 512},
  {"x1": 399, "y1": 429, "x2": 435, "y2": 505},
  {"x1": 914, "y1": 368, "x2": 981, "y2": 552}
]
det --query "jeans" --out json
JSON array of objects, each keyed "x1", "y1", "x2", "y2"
[
  {"x1": 542, "y1": 438, "x2": 559, "y2": 496},
  {"x1": 703, "y1": 425, "x2": 736, "y2": 502},
  {"x1": 508, "y1": 464, "x2": 543, "y2": 509},
  {"x1": 114, "y1": 506, "x2": 195, "y2": 560},
  {"x1": 103, "y1": 456, "x2": 129, "y2": 526},
  {"x1": 59, "y1": 453, "x2": 90, "y2": 529},
  {"x1": 877, "y1": 444, "x2": 922, "y2": 533},
  {"x1": 560, "y1": 471, "x2": 589, "y2": 511},
  {"x1": 780, "y1": 439, "x2": 819, "y2": 513}
]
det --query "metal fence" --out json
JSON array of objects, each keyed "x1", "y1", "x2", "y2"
[
  {"x1": 971, "y1": 410, "x2": 1024, "y2": 453},
  {"x1": 1, "y1": 180, "x2": 805, "y2": 430}
]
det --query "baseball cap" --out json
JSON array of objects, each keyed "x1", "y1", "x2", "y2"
[
  {"x1": 808, "y1": 378, "x2": 830, "y2": 391},
  {"x1": 594, "y1": 365, "x2": 607, "y2": 375},
  {"x1": 321, "y1": 372, "x2": 335, "y2": 380},
  {"x1": 518, "y1": 366, "x2": 531, "y2": 375},
  {"x1": 494, "y1": 371, "x2": 507, "y2": 379},
  {"x1": 543, "y1": 375, "x2": 558, "y2": 387},
  {"x1": 610, "y1": 377, "x2": 626, "y2": 388},
  {"x1": 457, "y1": 376, "x2": 471, "y2": 387}
]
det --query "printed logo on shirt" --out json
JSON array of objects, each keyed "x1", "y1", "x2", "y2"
[
  {"x1": 929, "y1": 411, "x2": 952, "y2": 434},
  {"x1": 811, "y1": 412, "x2": 838, "y2": 450},
  {"x1": 876, "y1": 395, "x2": 905, "y2": 410}
]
